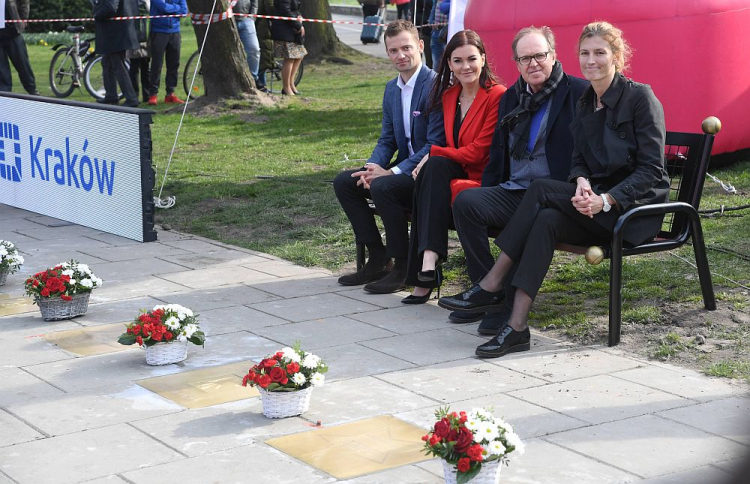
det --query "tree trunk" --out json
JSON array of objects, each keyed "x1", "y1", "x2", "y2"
[
  {"x1": 186, "y1": 0, "x2": 257, "y2": 100},
  {"x1": 299, "y1": 0, "x2": 341, "y2": 60}
]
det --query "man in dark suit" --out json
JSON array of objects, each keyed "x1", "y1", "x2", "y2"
[
  {"x1": 92, "y1": 0, "x2": 140, "y2": 107},
  {"x1": 334, "y1": 20, "x2": 445, "y2": 294},
  {"x1": 445, "y1": 26, "x2": 588, "y2": 334},
  {"x1": 0, "y1": 0, "x2": 39, "y2": 95}
]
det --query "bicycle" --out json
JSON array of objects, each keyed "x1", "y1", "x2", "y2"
[
  {"x1": 49, "y1": 25, "x2": 127, "y2": 101},
  {"x1": 183, "y1": 50, "x2": 303, "y2": 99}
]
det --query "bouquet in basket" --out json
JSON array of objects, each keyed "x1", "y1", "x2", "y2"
[
  {"x1": 422, "y1": 407, "x2": 524, "y2": 483},
  {"x1": 242, "y1": 343, "x2": 328, "y2": 391},
  {"x1": 24, "y1": 260, "x2": 102, "y2": 301},
  {"x1": 0, "y1": 240, "x2": 24, "y2": 274},
  {"x1": 118, "y1": 304, "x2": 205, "y2": 347}
]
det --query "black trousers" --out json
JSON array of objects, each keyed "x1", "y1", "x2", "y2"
[
  {"x1": 149, "y1": 32, "x2": 181, "y2": 96},
  {"x1": 102, "y1": 50, "x2": 138, "y2": 104},
  {"x1": 405, "y1": 157, "x2": 467, "y2": 286},
  {"x1": 396, "y1": 4, "x2": 412, "y2": 20},
  {"x1": 129, "y1": 57, "x2": 151, "y2": 101},
  {"x1": 333, "y1": 169, "x2": 414, "y2": 260},
  {"x1": 0, "y1": 34, "x2": 37, "y2": 94},
  {"x1": 362, "y1": 5, "x2": 379, "y2": 18},
  {"x1": 497, "y1": 179, "x2": 618, "y2": 300}
]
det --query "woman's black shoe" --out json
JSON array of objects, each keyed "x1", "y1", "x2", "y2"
[
  {"x1": 401, "y1": 267, "x2": 442, "y2": 304},
  {"x1": 401, "y1": 289, "x2": 433, "y2": 305}
]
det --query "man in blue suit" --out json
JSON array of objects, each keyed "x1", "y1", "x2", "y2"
[{"x1": 334, "y1": 20, "x2": 445, "y2": 294}]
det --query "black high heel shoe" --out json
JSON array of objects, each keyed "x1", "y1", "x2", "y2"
[
  {"x1": 402, "y1": 267, "x2": 442, "y2": 305},
  {"x1": 417, "y1": 261, "x2": 443, "y2": 283}
]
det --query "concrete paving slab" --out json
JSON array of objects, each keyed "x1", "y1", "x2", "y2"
[
  {"x1": 545, "y1": 414, "x2": 749, "y2": 478},
  {"x1": 303, "y1": 377, "x2": 436, "y2": 426},
  {"x1": 612, "y1": 364, "x2": 748, "y2": 402},
  {"x1": 154, "y1": 284, "x2": 280, "y2": 312},
  {"x1": 0, "y1": 293, "x2": 37, "y2": 317},
  {"x1": 158, "y1": 252, "x2": 269, "y2": 269},
  {"x1": 312, "y1": 343, "x2": 416, "y2": 381},
  {"x1": 656, "y1": 397, "x2": 750, "y2": 445},
  {"x1": 360, "y1": 328, "x2": 489, "y2": 366},
  {"x1": 84, "y1": 231, "x2": 144, "y2": 246},
  {"x1": 159, "y1": 265, "x2": 280, "y2": 289},
  {"x1": 0, "y1": 330, "x2": 75, "y2": 367},
  {"x1": 335, "y1": 287, "x2": 411, "y2": 308},
  {"x1": 241, "y1": 259, "x2": 330, "y2": 278},
  {"x1": 121, "y1": 443, "x2": 333, "y2": 484},
  {"x1": 200, "y1": 305, "x2": 291, "y2": 335},
  {"x1": 510, "y1": 374, "x2": 693, "y2": 425},
  {"x1": 252, "y1": 315, "x2": 396, "y2": 350},
  {"x1": 13, "y1": 224, "x2": 109, "y2": 240},
  {"x1": 492, "y1": 347, "x2": 643, "y2": 382},
  {"x1": 42, "y1": 322, "x2": 131, "y2": 356},
  {"x1": 378, "y1": 358, "x2": 548, "y2": 402},
  {"x1": 15, "y1": 250, "x2": 109, "y2": 273},
  {"x1": 90, "y1": 277, "x2": 189, "y2": 302},
  {"x1": 348, "y1": 304, "x2": 453, "y2": 334},
  {"x1": 0, "y1": 408, "x2": 45, "y2": 446},
  {"x1": 340, "y1": 465, "x2": 443, "y2": 484},
  {"x1": 76, "y1": 297, "x2": 167, "y2": 326},
  {"x1": 180, "y1": 332, "x2": 281, "y2": 369},
  {"x1": 157, "y1": 238, "x2": 269, "y2": 258},
  {"x1": 79, "y1": 243, "x2": 193, "y2": 262},
  {"x1": 0, "y1": 423, "x2": 183, "y2": 484},
  {"x1": 91, "y1": 258, "x2": 188, "y2": 283},
  {"x1": 249, "y1": 292, "x2": 381, "y2": 323},
  {"x1": 637, "y1": 465, "x2": 733, "y2": 484},
  {"x1": 0, "y1": 231, "x2": 40, "y2": 246},
  {"x1": 24, "y1": 214, "x2": 76, "y2": 227},
  {"x1": 5, "y1": 385, "x2": 183, "y2": 436},
  {"x1": 130, "y1": 398, "x2": 309, "y2": 457},
  {"x1": 252, "y1": 275, "x2": 346, "y2": 297},
  {"x1": 79, "y1": 476, "x2": 129, "y2": 484},
  {"x1": 0, "y1": 367, "x2": 66, "y2": 407}
]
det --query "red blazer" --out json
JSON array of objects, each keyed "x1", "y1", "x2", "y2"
[{"x1": 431, "y1": 82, "x2": 506, "y2": 182}]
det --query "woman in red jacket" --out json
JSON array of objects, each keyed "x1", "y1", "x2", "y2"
[{"x1": 402, "y1": 30, "x2": 506, "y2": 303}]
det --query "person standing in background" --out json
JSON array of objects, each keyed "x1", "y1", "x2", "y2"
[
  {"x1": 358, "y1": 0, "x2": 384, "y2": 20},
  {"x1": 414, "y1": 0, "x2": 433, "y2": 69},
  {"x1": 128, "y1": 0, "x2": 151, "y2": 104},
  {"x1": 271, "y1": 0, "x2": 306, "y2": 96},
  {"x1": 428, "y1": 0, "x2": 448, "y2": 68},
  {"x1": 92, "y1": 0, "x2": 140, "y2": 107},
  {"x1": 391, "y1": 0, "x2": 411, "y2": 21},
  {"x1": 235, "y1": 0, "x2": 261, "y2": 89},
  {"x1": 0, "y1": 0, "x2": 39, "y2": 95},
  {"x1": 147, "y1": 0, "x2": 187, "y2": 105},
  {"x1": 255, "y1": 0, "x2": 274, "y2": 92}
]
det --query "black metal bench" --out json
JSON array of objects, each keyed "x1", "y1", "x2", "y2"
[{"x1": 355, "y1": 118, "x2": 721, "y2": 346}]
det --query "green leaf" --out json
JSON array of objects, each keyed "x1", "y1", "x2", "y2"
[
  {"x1": 456, "y1": 465, "x2": 481, "y2": 484},
  {"x1": 118, "y1": 334, "x2": 136, "y2": 345}
]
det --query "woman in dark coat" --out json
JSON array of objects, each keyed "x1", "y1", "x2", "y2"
[
  {"x1": 439, "y1": 21, "x2": 669, "y2": 359},
  {"x1": 271, "y1": 0, "x2": 306, "y2": 96}
]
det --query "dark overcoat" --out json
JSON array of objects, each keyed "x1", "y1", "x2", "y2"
[
  {"x1": 93, "y1": 0, "x2": 139, "y2": 54},
  {"x1": 271, "y1": 0, "x2": 303, "y2": 43}
]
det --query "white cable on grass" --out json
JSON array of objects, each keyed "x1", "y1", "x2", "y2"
[
  {"x1": 668, "y1": 252, "x2": 750, "y2": 291},
  {"x1": 154, "y1": 0, "x2": 219, "y2": 210},
  {"x1": 706, "y1": 172, "x2": 737, "y2": 194}
]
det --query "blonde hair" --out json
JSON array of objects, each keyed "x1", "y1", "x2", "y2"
[
  {"x1": 512, "y1": 26, "x2": 556, "y2": 59},
  {"x1": 578, "y1": 21, "x2": 632, "y2": 73}
]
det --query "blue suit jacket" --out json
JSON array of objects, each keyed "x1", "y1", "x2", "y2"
[{"x1": 368, "y1": 65, "x2": 446, "y2": 176}]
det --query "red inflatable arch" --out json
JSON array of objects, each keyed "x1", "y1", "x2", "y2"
[{"x1": 465, "y1": 0, "x2": 750, "y2": 154}]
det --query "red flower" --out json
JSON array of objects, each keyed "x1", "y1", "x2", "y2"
[
  {"x1": 429, "y1": 435, "x2": 440, "y2": 446},
  {"x1": 152, "y1": 332, "x2": 163, "y2": 341},
  {"x1": 467, "y1": 444, "x2": 484, "y2": 462},
  {"x1": 454, "y1": 427, "x2": 474, "y2": 453},
  {"x1": 33, "y1": 280, "x2": 39, "y2": 287},
  {"x1": 242, "y1": 374, "x2": 250, "y2": 386},
  {"x1": 433, "y1": 418, "x2": 451, "y2": 439},
  {"x1": 269, "y1": 367, "x2": 288, "y2": 385},
  {"x1": 457, "y1": 458, "x2": 471, "y2": 473},
  {"x1": 136, "y1": 336, "x2": 143, "y2": 345},
  {"x1": 259, "y1": 358, "x2": 278, "y2": 369},
  {"x1": 40, "y1": 288, "x2": 50, "y2": 297},
  {"x1": 421, "y1": 434, "x2": 429, "y2": 442},
  {"x1": 61, "y1": 294, "x2": 72, "y2": 301},
  {"x1": 274, "y1": 351, "x2": 284, "y2": 359},
  {"x1": 60, "y1": 274, "x2": 71, "y2": 283},
  {"x1": 165, "y1": 332, "x2": 173, "y2": 341},
  {"x1": 286, "y1": 362, "x2": 300, "y2": 374},
  {"x1": 257, "y1": 374, "x2": 272, "y2": 388}
]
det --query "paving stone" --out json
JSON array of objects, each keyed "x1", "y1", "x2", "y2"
[
  {"x1": 510, "y1": 374, "x2": 692, "y2": 425},
  {"x1": 23, "y1": 215, "x2": 75, "y2": 227},
  {"x1": 158, "y1": 238, "x2": 268, "y2": 258},
  {"x1": 130, "y1": 398, "x2": 309, "y2": 457},
  {"x1": 76, "y1": 297, "x2": 166, "y2": 326},
  {"x1": 249, "y1": 293, "x2": 381, "y2": 323},
  {"x1": 159, "y1": 266, "x2": 280, "y2": 289},
  {"x1": 303, "y1": 376, "x2": 436, "y2": 426},
  {"x1": 251, "y1": 275, "x2": 345, "y2": 297},
  {"x1": 14, "y1": 224, "x2": 109, "y2": 240},
  {"x1": 79, "y1": 243, "x2": 193, "y2": 263},
  {"x1": 242, "y1": 259, "x2": 330, "y2": 278},
  {"x1": 491, "y1": 347, "x2": 642, "y2": 382},
  {"x1": 335, "y1": 288, "x2": 411, "y2": 308},
  {"x1": 348, "y1": 304, "x2": 452, "y2": 334},
  {"x1": 6, "y1": 385, "x2": 183, "y2": 436},
  {"x1": 0, "y1": 231, "x2": 40, "y2": 247},
  {"x1": 637, "y1": 465, "x2": 733, "y2": 484},
  {"x1": 613, "y1": 364, "x2": 748, "y2": 402},
  {"x1": 657, "y1": 397, "x2": 750, "y2": 445},
  {"x1": 252, "y1": 316, "x2": 396, "y2": 349},
  {"x1": 378, "y1": 358, "x2": 547, "y2": 402},
  {"x1": 312, "y1": 343, "x2": 416, "y2": 381},
  {"x1": 90, "y1": 277, "x2": 189, "y2": 303},
  {"x1": 180, "y1": 332, "x2": 281, "y2": 370},
  {"x1": 0, "y1": 424, "x2": 182, "y2": 484},
  {"x1": 200, "y1": 305, "x2": 290, "y2": 335},
  {"x1": 0, "y1": 367, "x2": 66, "y2": 407},
  {"x1": 360, "y1": 328, "x2": 489, "y2": 366},
  {"x1": 155, "y1": 284, "x2": 280, "y2": 312},
  {"x1": 79, "y1": 476, "x2": 129, "y2": 484},
  {"x1": 340, "y1": 465, "x2": 443, "y2": 483},
  {"x1": 0, "y1": 408, "x2": 45, "y2": 446},
  {"x1": 90, "y1": 258, "x2": 188, "y2": 283},
  {"x1": 17, "y1": 250, "x2": 109, "y2": 274},
  {"x1": 84, "y1": 232, "x2": 144, "y2": 246},
  {"x1": 121, "y1": 443, "x2": 333, "y2": 484},
  {"x1": 43, "y1": 323, "x2": 131, "y2": 357},
  {"x1": 545, "y1": 414, "x2": 750, "y2": 478},
  {"x1": 0, "y1": 329, "x2": 75, "y2": 368},
  {"x1": 158, "y1": 253, "x2": 268, "y2": 269}
]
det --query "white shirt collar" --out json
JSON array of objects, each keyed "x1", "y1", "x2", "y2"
[{"x1": 397, "y1": 66, "x2": 421, "y2": 90}]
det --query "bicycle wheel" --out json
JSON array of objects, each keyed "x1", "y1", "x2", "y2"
[
  {"x1": 183, "y1": 50, "x2": 205, "y2": 99},
  {"x1": 263, "y1": 59, "x2": 303, "y2": 93},
  {"x1": 293, "y1": 60, "x2": 303, "y2": 87},
  {"x1": 83, "y1": 55, "x2": 128, "y2": 101},
  {"x1": 49, "y1": 48, "x2": 78, "y2": 98}
]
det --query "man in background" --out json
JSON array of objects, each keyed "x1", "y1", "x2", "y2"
[
  {"x1": 0, "y1": 0, "x2": 39, "y2": 95},
  {"x1": 93, "y1": 0, "x2": 140, "y2": 107}
]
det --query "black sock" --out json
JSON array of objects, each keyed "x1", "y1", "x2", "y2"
[{"x1": 392, "y1": 257, "x2": 408, "y2": 273}]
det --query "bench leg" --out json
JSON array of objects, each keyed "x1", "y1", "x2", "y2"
[
  {"x1": 687, "y1": 210, "x2": 717, "y2": 310},
  {"x1": 356, "y1": 243, "x2": 366, "y2": 272},
  {"x1": 608, "y1": 242, "x2": 624, "y2": 347}
]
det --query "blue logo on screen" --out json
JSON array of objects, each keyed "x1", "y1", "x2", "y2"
[{"x1": 0, "y1": 122, "x2": 22, "y2": 182}]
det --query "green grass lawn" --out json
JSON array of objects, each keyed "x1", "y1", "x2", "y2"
[{"x1": 10, "y1": 25, "x2": 750, "y2": 379}]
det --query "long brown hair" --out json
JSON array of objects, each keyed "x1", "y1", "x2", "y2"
[{"x1": 428, "y1": 30, "x2": 500, "y2": 113}]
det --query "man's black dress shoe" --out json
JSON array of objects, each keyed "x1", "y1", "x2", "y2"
[
  {"x1": 363, "y1": 270, "x2": 407, "y2": 294},
  {"x1": 448, "y1": 311, "x2": 486, "y2": 324},
  {"x1": 438, "y1": 284, "x2": 505, "y2": 312},
  {"x1": 477, "y1": 307, "x2": 512, "y2": 336},
  {"x1": 475, "y1": 326, "x2": 530, "y2": 358},
  {"x1": 338, "y1": 258, "x2": 390, "y2": 286}
]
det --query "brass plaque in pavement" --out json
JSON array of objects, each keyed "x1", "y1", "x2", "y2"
[
  {"x1": 137, "y1": 361, "x2": 258, "y2": 409},
  {"x1": 0, "y1": 294, "x2": 37, "y2": 317},
  {"x1": 43, "y1": 323, "x2": 128, "y2": 356},
  {"x1": 266, "y1": 415, "x2": 431, "y2": 479}
]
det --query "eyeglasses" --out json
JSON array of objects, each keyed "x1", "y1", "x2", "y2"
[{"x1": 515, "y1": 52, "x2": 550, "y2": 66}]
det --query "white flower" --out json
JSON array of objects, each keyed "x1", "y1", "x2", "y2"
[
  {"x1": 488, "y1": 440, "x2": 507, "y2": 456},
  {"x1": 177, "y1": 334, "x2": 187, "y2": 342},
  {"x1": 0, "y1": 247, "x2": 7, "y2": 256},
  {"x1": 477, "y1": 421, "x2": 499, "y2": 442},
  {"x1": 80, "y1": 279, "x2": 93, "y2": 288},
  {"x1": 471, "y1": 407, "x2": 492, "y2": 420},
  {"x1": 61, "y1": 262, "x2": 70, "y2": 268},
  {"x1": 69, "y1": 279, "x2": 76, "y2": 285},
  {"x1": 465, "y1": 418, "x2": 481, "y2": 433},
  {"x1": 505, "y1": 431, "x2": 524, "y2": 455},
  {"x1": 165, "y1": 317, "x2": 181, "y2": 330},
  {"x1": 61, "y1": 269, "x2": 74, "y2": 277},
  {"x1": 281, "y1": 347, "x2": 301, "y2": 363},
  {"x1": 183, "y1": 324, "x2": 198, "y2": 338},
  {"x1": 301, "y1": 354, "x2": 321, "y2": 369},
  {"x1": 292, "y1": 373, "x2": 307, "y2": 385},
  {"x1": 77, "y1": 263, "x2": 91, "y2": 274},
  {"x1": 494, "y1": 417, "x2": 513, "y2": 434},
  {"x1": 310, "y1": 372, "x2": 325, "y2": 386}
]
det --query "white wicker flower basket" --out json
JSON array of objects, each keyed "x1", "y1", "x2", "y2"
[
  {"x1": 35, "y1": 292, "x2": 90, "y2": 321},
  {"x1": 0, "y1": 267, "x2": 8, "y2": 286},
  {"x1": 442, "y1": 459, "x2": 501, "y2": 484},
  {"x1": 145, "y1": 340, "x2": 188, "y2": 366},
  {"x1": 258, "y1": 386, "x2": 313, "y2": 418}
]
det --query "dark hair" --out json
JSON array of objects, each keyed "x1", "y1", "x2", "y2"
[
  {"x1": 511, "y1": 26, "x2": 556, "y2": 59},
  {"x1": 428, "y1": 30, "x2": 500, "y2": 114},
  {"x1": 578, "y1": 21, "x2": 632, "y2": 73},
  {"x1": 384, "y1": 19, "x2": 420, "y2": 47}
]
